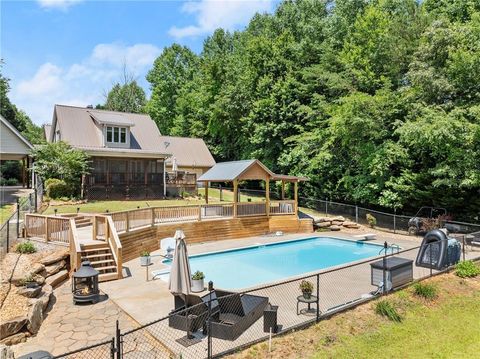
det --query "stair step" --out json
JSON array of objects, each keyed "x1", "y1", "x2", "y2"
[
  {"x1": 99, "y1": 272, "x2": 119, "y2": 282},
  {"x1": 95, "y1": 265, "x2": 117, "y2": 272},
  {"x1": 81, "y1": 247, "x2": 110, "y2": 255},
  {"x1": 82, "y1": 253, "x2": 113, "y2": 260},
  {"x1": 90, "y1": 259, "x2": 115, "y2": 267},
  {"x1": 81, "y1": 242, "x2": 109, "y2": 249}
]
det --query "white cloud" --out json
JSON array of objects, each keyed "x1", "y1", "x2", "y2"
[
  {"x1": 11, "y1": 43, "x2": 161, "y2": 124},
  {"x1": 169, "y1": 0, "x2": 274, "y2": 38},
  {"x1": 37, "y1": 0, "x2": 83, "y2": 11}
]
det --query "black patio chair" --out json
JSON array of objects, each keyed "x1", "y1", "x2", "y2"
[{"x1": 168, "y1": 294, "x2": 209, "y2": 334}]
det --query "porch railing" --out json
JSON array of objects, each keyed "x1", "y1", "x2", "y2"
[
  {"x1": 270, "y1": 200, "x2": 296, "y2": 215},
  {"x1": 237, "y1": 202, "x2": 267, "y2": 217},
  {"x1": 25, "y1": 214, "x2": 71, "y2": 244}
]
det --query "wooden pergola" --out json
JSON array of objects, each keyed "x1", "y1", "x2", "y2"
[{"x1": 197, "y1": 160, "x2": 307, "y2": 217}]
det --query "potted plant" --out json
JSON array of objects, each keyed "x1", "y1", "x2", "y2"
[
  {"x1": 140, "y1": 251, "x2": 151, "y2": 266},
  {"x1": 21, "y1": 273, "x2": 38, "y2": 288},
  {"x1": 299, "y1": 280, "x2": 313, "y2": 299},
  {"x1": 191, "y1": 271, "x2": 205, "y2": 293}
]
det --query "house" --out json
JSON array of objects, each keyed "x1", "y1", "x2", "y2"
[
  {"x1": 46, "y1": 105, "x2": 215, "y2": 200},
  {"x1": 0, "y1": 114, "x2": 34, "y2": 187}
]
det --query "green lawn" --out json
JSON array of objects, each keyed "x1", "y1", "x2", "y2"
[
  {"x1": 0, "y1": 204, "x2": 14, "y2": 224},
  {"x1": 198, "y1": 187, "x2": 265, "y2": 202},
  {"x1": 234, "y1": 273, "x2": 480, "y2": 359}
]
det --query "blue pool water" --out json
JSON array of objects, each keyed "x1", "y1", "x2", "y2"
[{"x1": 161, "y1": 237, "x2": 382, "y2": 289}]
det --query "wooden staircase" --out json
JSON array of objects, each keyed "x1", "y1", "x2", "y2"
[
  {"x1": 80, "y1": 242, "x2": 119, "y2": 282},
  {"x1": 74, "y1": 215, "x2": 92, "y2": 228}
]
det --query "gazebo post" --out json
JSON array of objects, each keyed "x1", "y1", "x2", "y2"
[
  {"x1": 281, "y1": 180, "x2": 285, "y2": 200},
  {"x1": 205, "y1": 181, "x2": 209, "y2": 204},
  {"x1": 294, "y1": 181, "x2": 298, "y2": 216},
  {"x1": 265, "y1": 176, "x2": 270, "y2": 217},
  {"x1": 233, "y1": 179, "x2": 238, "y2": 217}
]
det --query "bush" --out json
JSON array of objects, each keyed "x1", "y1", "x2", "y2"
[
  {"x1": 45, "y1": 178, "x2": 72, "y2": 199},
  {"x1": 140, "y1": 251, "x2": 150, "y2": 257},
  {"x1": 366, "y1": 213, "x2": 377, "y2": 228},
  {"x1": 0, "y1": 178, "x2": 18, "y2": 186},
  {"x1": 413, "y1": 282, "x2": 438, "y2": 300},
  {"x1": 16, "y1": 241, "x2": 37, "y2": 254},
  {"x1": 192, "y1": 271, "x2": 205, "y2": 280},
  {"x1": 455, "y1": 260, "x2": 480, "y2": 278},
  {"x1": 375, "y1": 300, "x2": 402, "y2": 322}
]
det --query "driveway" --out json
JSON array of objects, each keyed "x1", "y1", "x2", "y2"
[{"x1": 0, "y1": 186, "x2": 33, "y2": 206}]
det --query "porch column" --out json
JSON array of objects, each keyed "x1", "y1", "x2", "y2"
[
  {"x1": 22, "y1": 157, "x2": 26, "y2": 188},
  {"x1": 265, "y1": 176, "x2": 270, "y2": 217},
  {"x1": 233, "y1": 180, "x2": 238, "y2": 217},
  {"x1": 163, "y1": 160, "x2": 167, "y2": 197},
  {"x1": 205, "y1": 181, "x2": 209, "y2": 204},
  {"x1": 281, "y1": 180, "x2": 285, "y2": 200},
  {"x1": 294, "y1": 181, "x2": 298, "y2": 216}
]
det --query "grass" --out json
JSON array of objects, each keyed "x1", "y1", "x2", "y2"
[
  {"x1": 374, "y1": 299, "x2": 402, "y2": 322},
  {"x1": 43, "y1": 188, "x2": 265, "y2": 215},
  {"x1": 0, "y1": 204, "x2": 14, "y2": 224},
  {"x1": 412, "y1": 282, "x2": 438, "y2": 300},
  {"x1": 232, "y1": 272, "x2": 480, "y2": 359}
]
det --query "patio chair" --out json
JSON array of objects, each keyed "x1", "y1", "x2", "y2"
[
  {"x1": 207, "y1": 289, "x2": 269, "y2": 341},
  {"x1": 169, "y1": 294, "x2": 209, "y2": 334}
]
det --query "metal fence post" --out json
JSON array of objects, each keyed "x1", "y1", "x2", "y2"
[
  {"x1": 355, "y1": 205, "x2": 358, "y2": 224},
  {"x1": 110, "y1": 337, "x2": 116, "y2": 359},
  {"x1": 325, "y1": 198, "x2": 328, "y2": 217},
  {"x1": 115, "y1": 320, "x2": 121, "y2": 359},
  {"x1": 207, "y1": 281, "x2": 213, "y2": 359},
  {"x1": 316, "y1": 274, "x2": 320, "y2": 322},
  {"x1": 462, "y1": 235, "x2": 466, "y2": 262},
  {"x1": 382, "y1": 241, "x2": 388, "y2": 295},
  {"x1": 429, "y1": 243, "x2": 433, "y2": 277},
  {"x1": 393, "y1": 208, "x2": 396, "y2": 234},
  {"x1": 16, "y1": 199, "x2": 20, "y2": 237},
  {"x1": 34, "y1": 188, "x2": 38, "y2": 211},
  {"x1": 6, "y1": 221, "x2": 10, "y2": 254}
]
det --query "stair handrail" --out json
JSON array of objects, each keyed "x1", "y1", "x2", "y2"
[
  {"x1": 105, "y1": 215, "x2": 123, "y2": 279},
  {"x1": 69, "y1": 218, "x2": 82, "y2": 272}
]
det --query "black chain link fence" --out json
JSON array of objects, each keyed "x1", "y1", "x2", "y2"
[{"x1": 46, "y1": 237, "x2": 479, "y2": 359}]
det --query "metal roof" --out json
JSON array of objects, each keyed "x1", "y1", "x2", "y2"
[
  {"x1": 43, "y1": 124, "x2": 52, "y2": 141},
  {"x1": 88, "y1": 111, "x2": 135, "y2": 127},
  {"x1": 198, "y1": 159, "x2": 308, "y2": 182},
  {"x1": 159, "y1": 136, "x2": 215, "y2": 168}
]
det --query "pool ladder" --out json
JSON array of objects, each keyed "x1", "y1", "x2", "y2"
[{"x1": 379, "y1": 243, "x2": 401, "y2": 255}]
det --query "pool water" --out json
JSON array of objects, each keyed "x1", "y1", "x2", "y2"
[{"x1": 161, "y1": 237, "x2": 382, "y2": 290}]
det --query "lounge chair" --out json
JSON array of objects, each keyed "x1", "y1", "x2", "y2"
[
  {"x1": 207, "y1": 289, "x2": 268, "y2": 341},
  {"x1": 169, "y1": 295, "x2": 210, "y2": 334}
]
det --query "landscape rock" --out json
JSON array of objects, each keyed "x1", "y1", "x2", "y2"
[
  {"x1": 40, "y1": 250, "x2": 69, "y2": 266},
  {"x1": 0, "y1": 332, "x2": 29, "y2": 346},
  {"x1": 31, "y1": 263, "x2": 46, "y2": 275},
  {"x1": 0, "y1": 344, "x2": 15, "y2": 359},
  {"x1": 316, "y1": 221, "x2": 332, "y2": 228},
  {"x1": 343, "y1": 221, "x2": 360, "y2": 229},
  {"x1": 314, "y1": 217, "x2": 331, "y2": 223},
  {"x1": 331, "y1": 220, "x2": 344, "y2": 226},
  {"x1": 38, "y1": 284, "x2": 53, "y2": 313},
  {"x1": 27, "y1": 300, "x2": 43, "y2": 334},
  {"x1": 45, "y1": 269, "x2": 68, "y2": 288},
  {"x1": 45, "y1": 260, "x2": 66, "y2": 277},
  {"x1": 329, "y1": 225, "x2": 341, "y2": 231},
  {"x1": 331, "y1": 216, "x2": 346, "y2": 222},
  {"x1": 33, "y1": 274, "x2": 45, "y2": 285},
  {"x1": 0, "y1": 317, "x2": 28, "y2": 340},
  {"x1": 17, "y1": 285, "x2": 42, "y2": 298}
]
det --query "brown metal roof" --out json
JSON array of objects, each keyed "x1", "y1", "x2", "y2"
[
  {"x1": 51, "y1": 105, "x2": 169, "y2": 156},
  {"x1": 159, "y1": 136, "x2": 215, "y2": 168},
  {"x1": 43, "y1": 124, "x2": 52, "y2": 141}
]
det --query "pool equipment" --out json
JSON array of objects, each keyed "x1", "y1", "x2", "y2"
[{"x1": 415, "y1": 229, "x2": 461, "y2": 270}]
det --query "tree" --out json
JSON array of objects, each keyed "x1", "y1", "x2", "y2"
[
  {"x1": 32, "y1": 142, "x2": 90, "y2": 194},
  {"x1": 102, "y1": 67, "x2": 146, "y2": 113}
]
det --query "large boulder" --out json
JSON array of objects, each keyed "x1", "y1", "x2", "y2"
[
  {"x1": 27, "y1": 300, "x2": 43, "y2": 334},
  {"x1": 316, "y1": 221, "x2": 332, "y2": 228},
  {"x1": 38, "y1": 285, "x2": 53, "y2": 313},
  {"x1": 45, "y1": 260, "x2": 66, "y2": 277},
  {"x1": 45, "y1": 269, "x2": 68, "y2": 288},
  {"x1": 31, "y1": 263, "x2": 45, "y2": 275},
  {"x1": 0, "y1": 317, "x2": 27, "y2": 340},
  {"x1": 0, "y1": 332, "x2": 29, "y2": 346},
  {"x1": 40, "y1": 250, "x2": 69, "y2": 266},
  {"x1": 343, "y1": 221, "x2": 360, "y2": 229},
  {"x1": 17, "y1": 285, "x2": 42, "y2": 298},
  {"x1": 329, "y1": 225, "x2": 341, "y2": 231},
  {"x1": 314, "y1": 217, "x2": 331, "y2": 223},
  {"x1": 331, "y1": 220, "x2": 344, "y2": 226},
  {"x1": 331, "y1": 216, "x2": 346, "y2": 222}
]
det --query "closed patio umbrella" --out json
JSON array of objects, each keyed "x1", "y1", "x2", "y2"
[{"x1": 168, "y1": 229, "x2": 191, "y2": 296}]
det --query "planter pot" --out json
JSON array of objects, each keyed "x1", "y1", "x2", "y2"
[
  {"x1": 140, "y1": 256, "x2": 151, "y2": 266},
  {"x1": 191, "y1": 279, "x2": 204, "y2": 293},
  {"x1": 302, "y1": 291, "x2": 312, "y2": 300}
]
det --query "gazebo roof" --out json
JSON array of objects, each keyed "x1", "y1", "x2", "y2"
[{"x1": 197, "y1": 159, "x2": 307, "y2": 182}]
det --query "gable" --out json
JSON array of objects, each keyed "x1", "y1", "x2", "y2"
[{"x1": 0, "y1": 117, "x2": 33, "y2": 159}]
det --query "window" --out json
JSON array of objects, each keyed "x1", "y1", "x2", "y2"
[{"x1": 106, "y1": 126, "x2": 127, "y2": 144}]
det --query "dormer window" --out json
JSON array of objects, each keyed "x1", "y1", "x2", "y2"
[{"x1": 106, "y1": 126, "x2": 127, "y2": 144}]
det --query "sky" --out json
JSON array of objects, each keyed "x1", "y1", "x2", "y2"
[{"x1": 1, "y1": 0, "x2": 277, "y2": 125}]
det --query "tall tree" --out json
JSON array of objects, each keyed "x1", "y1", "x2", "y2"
[{"x1": 102, "y1": 68, "x2": 146, "y2": 113}]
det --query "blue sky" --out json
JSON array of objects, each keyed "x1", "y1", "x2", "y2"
[{"x1": 1, "y1": 0, "x2": 277, "y2": 125}]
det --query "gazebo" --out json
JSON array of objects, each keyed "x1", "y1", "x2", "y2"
[{"x1": 197, "y1": 159, "x2": 307, "y2": 217}]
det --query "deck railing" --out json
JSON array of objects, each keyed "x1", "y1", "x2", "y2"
[
  {"x1": 105, "y1": 216, "x2": 123, "y2": 279},
  {"x1": 25, "y1": 214, "x2": 71, "y2": 244},
  {"x1": 270, "y1": 200, "x2": 296, "y2": 215},
  {"x1": 237, "y1": 202, "x2": 267, "y2": 217},
  {"x1": 69, "y1": 219, "x2": 82, "y2": 271}
]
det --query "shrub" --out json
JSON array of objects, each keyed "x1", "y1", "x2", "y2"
[
  {"x1": 140, "y1": 251, "x2": 150, "y2": 257},
  {"x1": 455, "y1": 260, "x2": 480, "y2": 278},
  {"x1": 375, "y1": 300, "x2": 402, "y2": 322},
  {"x1": 299, "y1": 280, "x2": 314, "y2": 293},
  {"x1": 413, "y1": 282, "x2": 438, "y2": 300},
  {"x1": 16, "y1": 241, "x2": 37, "y2": 254},
  {"x1": 45, "y1": 178, "x2": 72, "y2": 199},
  {"x1": 192, "y1": 271, "x2": 205, "y2": 280},
  {"x1": 366, "y1": 213, "x2": 377, "y2": 228},
  {"x1": 0, "y1": 178, "x2": 18, "y2": 186}
]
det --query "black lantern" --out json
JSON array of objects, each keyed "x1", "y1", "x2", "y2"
[{"x1": 72, "y1": 261, "x2": 99, "y2": 304}]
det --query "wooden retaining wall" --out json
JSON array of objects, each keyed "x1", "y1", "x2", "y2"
[{"x1": 119, "y1": 216, "x2": 313, "y2": 262}]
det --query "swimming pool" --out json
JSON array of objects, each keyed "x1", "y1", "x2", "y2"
[{"x1": 158, "y1": 237, "x2": 383, "y2": 290}]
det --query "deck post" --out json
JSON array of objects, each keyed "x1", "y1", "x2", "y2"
[
  {"x1": 281, "y1": 180, "x2": 285, "y2": 200},
  {"x1": 233, "y1": 180, "x2": 238, "y2": 217},
  {"x1": 151, "y1": 207, "x2": 155, "y2": 227},
  {"x1": 45, "y1": 217, "x2": 49, "y2": 242},
  {"x1": 294, "y1": 181, "x2": 298, "y2": 216},
  {"x1": 205, "y1": 181, "x2": 209, "y2": 204},
  {"x1": 125, "y1": 211, "x2": 130, "y2": 233},
  {"x1": 265, "y1": 176, "x2": 270, "y2": 217}
]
